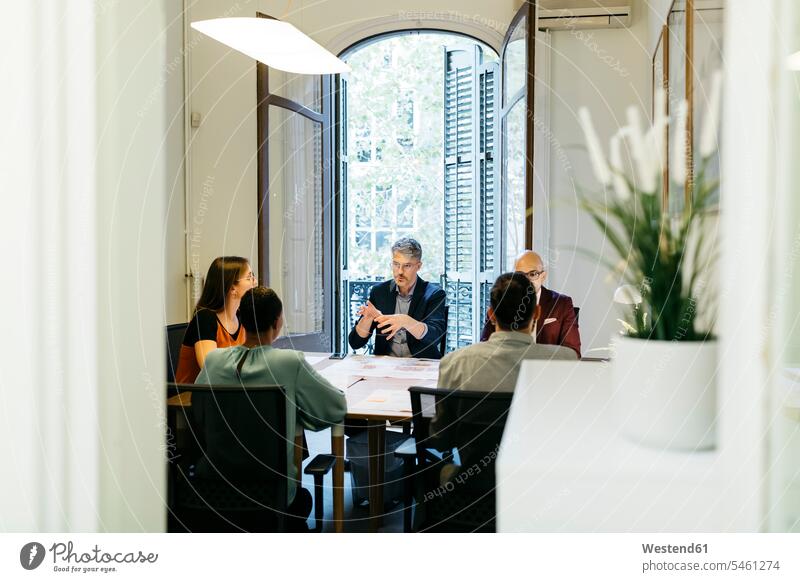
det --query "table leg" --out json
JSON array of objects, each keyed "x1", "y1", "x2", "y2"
[
  {"x1": 332, "y1": 424, "x2": 345, "y2": 533},
  {"x1": 367, "y1": 421, "x2": 386, "y2": 532},
  {"x1": 294, "y1": 429, "x2": 304, "y2": 485}
]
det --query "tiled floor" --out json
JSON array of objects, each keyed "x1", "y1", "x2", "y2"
[{"x1": 302, "y1": 428, "x2": 405, "y2": 533}]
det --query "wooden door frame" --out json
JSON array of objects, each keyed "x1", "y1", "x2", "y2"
[
  {"x1": 255, "y1": 12, "x2": 336, "y2": 350},
  {"x1": 499, "y1": 0, "x2": 537, "y2": 256}
]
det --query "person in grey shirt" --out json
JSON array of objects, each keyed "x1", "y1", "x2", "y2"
[
  {"x1": 429, "y1": 272, "x2": 577, "y2": 489},
  {"x1": 437, "y1": 272, "x2": 577, "y2": 392}
]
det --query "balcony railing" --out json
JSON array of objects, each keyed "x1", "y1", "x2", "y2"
[
  {"x1": 344, "y1": 277, "x2": 383, "y2": 354},
  {"x1": 343, "y1": 276, "x2": 481, "y2": 355}
]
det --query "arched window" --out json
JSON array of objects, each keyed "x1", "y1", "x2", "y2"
[
  {"x1": 256, "y1": 2, "x2": 539, "y2": 353},
  {"x1": 339, "y1": 32, "x2": 500, "y2": 353}
]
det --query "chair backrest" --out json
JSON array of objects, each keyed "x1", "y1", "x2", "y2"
[
  {"x1": 166, "y1": 323, "x2": 188, "y2": 382},
  {"x1": 407, "y1": 386, "x2": 444, "y2": 457},
  {"x1": 439, "y1": 305, "x2": 449, "y2": 356},
  {"x1": 169, "y1": 382, "x2": 288, "y2": 498},
  {"x1": 409, "y1": 386, "x2": 513, "y2": 471},
  {"x1": 409, "y1": 386, "x2": 514, "y2": 532}
]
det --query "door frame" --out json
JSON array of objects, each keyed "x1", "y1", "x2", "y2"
[
  {"x1": 499, "y1": 0, "x2": 537, "y2": 260},
  {"x1": 255, "y1": 12, "x2": 336, "y2": 351}
]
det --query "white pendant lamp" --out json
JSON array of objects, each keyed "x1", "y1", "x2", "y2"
[{"x1": 191, "y1": 17, "x2": 350, "y2": 75}]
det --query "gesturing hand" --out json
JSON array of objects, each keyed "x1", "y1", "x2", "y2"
[
  {"x1": 375, "y1": 314, "x2": 411, "y2": 341},
  {"x1": 356, "y1": 300, "x2": 382, "y2": 321}
]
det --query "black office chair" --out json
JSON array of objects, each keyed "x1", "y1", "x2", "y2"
[
  {"x1": 399, "y1": 386, "x2": 514, "y2": 533},
  {"x1": 165, "y1": 322, "x2": 188, "y2": 383},
  {"x1": 166, "y1": 383, "x2": 335, "y2": 532},
  {"x1": 395, "y1": 385, "x2": 440, "y2": 531},
  {"x1": 164, "y1": 322, "x2": 189, "y2": 507}
]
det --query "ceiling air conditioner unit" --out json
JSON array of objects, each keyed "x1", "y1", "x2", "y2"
[{"x1": 538, "y1": 0, "x2": 632, "y2": 30}]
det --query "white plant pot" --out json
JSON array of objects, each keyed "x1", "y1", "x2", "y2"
[{"x1": 611, "y1": 335, "x2": 718, "y2": 450}]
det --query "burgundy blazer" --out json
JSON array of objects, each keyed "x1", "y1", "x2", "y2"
[{"x1": 479, "y1": 286, "x2": 582, "y2": 358}]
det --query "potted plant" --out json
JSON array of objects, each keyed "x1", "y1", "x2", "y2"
[{"x1": 577, "y1": 73, "x2": 722, "y2": 451}]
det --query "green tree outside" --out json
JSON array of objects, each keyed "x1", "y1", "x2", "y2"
[{"x1": 345, "y1": 33, "x2": 496, "y2": 282}]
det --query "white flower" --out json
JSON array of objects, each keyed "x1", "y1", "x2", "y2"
[
  {"x1": 578, "y1": 107, "x2": 611, "y2": 186},
  {"x1": 625, "y1": 106, "x2": 657, "y2": 193},
  {"x1": 608, "y1": 131, "x2": 630, "y2": 200},
  {"x1": 699, "y1": 70, "x2": 723, "y2": 159},
  {"x1": 787, "y1": 51, "x2": 800, "y2": 70},
  {"x1": 613, "y1": 284, "x2": 643, "y2": 305},
  {"x1": 671, "y1": 100, "x2": 689, "y2": 184}
]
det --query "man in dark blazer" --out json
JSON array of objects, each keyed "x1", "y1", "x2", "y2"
[
  {"x1": 348, "y1": 237, "x2": 447, "y2": 359},
  {"x1": 479, "y1": 250, "x2": 581, "y2": 358}
]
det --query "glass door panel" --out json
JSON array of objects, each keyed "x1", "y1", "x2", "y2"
[
  {"x1": 267, "y1": 105, "x2": 324, "y2": 336},
  {"x1": 503, "y1": 99, "x2": 527, "y2": 269},
  {"x1": 693, "y1": 5, "x2": 723, "y2": 208},
  {"x1": 268, "y1": 68, "x2": 323, "y2": 113},
  {"x1": 500, "y1": 1, "x2": 533, "y2": 269},
  {"x1": 668, "y1": 2, "x2": 687, "y2": 214},
  {"x1": 503, "y1": 17, "x2": 527, "y2": 104}
]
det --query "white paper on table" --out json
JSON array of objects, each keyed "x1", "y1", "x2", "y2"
[
  {"x1": 324, "y1": 356, "x2": 439, "y2": 381},
  {"x1": 377, "y1": 362, "x2": 439, "y2": 380},
  {"x1": 352, "y1": 389, "x2": 412, "y2": 412}
]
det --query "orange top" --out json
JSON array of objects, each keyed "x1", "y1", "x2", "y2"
[{"x1": 174, "y1": 309, "x2": 247, "y2": 385}]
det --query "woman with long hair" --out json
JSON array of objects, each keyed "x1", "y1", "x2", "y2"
[{"x1": 174, "y1": 256, "x2": 257, "y2": 384}]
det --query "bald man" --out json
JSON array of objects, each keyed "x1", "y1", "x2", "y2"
[{"x1": 480, "y1": 251, "x2": 581, "y2": 358}]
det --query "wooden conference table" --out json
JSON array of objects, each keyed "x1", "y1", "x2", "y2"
[{"x1": 305, "y1": 353, "x2": 439, "y2": 533}]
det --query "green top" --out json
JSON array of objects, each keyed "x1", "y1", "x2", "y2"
[{"x1": 196, "y1": 345, "x2": 347, "y2": 503}]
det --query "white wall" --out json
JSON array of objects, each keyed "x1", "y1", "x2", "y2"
[
  {"x1": 777, "y1": 5, "x2": 800, "y2": 367},
  {"x1": 0, "y1": 0, "x2": 169, "y2": 531},
  {"x1": 184, "y1": 0, "x2": 260, "y2": 311},
  {"x1": 164, "y1": 6, "x2": 189, "y2": 325},
  {"x1": 94, "y1": 0, "x2": 173, "y2": 531},
  {"x1": 716, "y1": 0, "x2": 776, "y2": 531},
  {"x1": 764, "y1": 0, "x2": 800, "y2": 531},
  {"x1": 545, "y1": 5, "x2": 651, "y2": 352},
  {"x1": 0, "y1": 0, "x2": 55, "y2": 531}
]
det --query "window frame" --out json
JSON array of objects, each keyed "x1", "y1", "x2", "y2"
[
  {"x1": 499, "y1": 0, "x2": 537, "y2": 258},
  {"x1": 255, "y1": 13, "x2": 337, "y2": 351}
]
